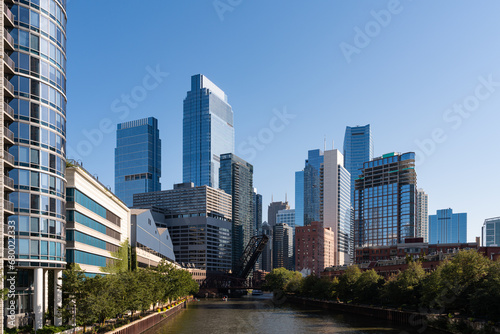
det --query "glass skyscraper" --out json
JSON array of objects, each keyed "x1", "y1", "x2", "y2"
[
  {"x1": 183, "y1": 74, "x2": 234, "y2": 189},
  {"x1": 429, "y1": 208, "x2": 467, "y2": 244},
  {"x1": 2, "y1": 1, "x2": 67, "y2": 328},
  {"x1": 219, "y1": 153, "x2": 254, "y2": 270},
  {"x1": 115, "y1": 117, "x2": 161, "y2": 207},
  {"x1": 482, "y1": 217, "x2": 500, "y2": 246},
  {"x1": 354, "y1": 152, "x2": 417, "y2": 249},
  {"x1": 294, "y1": 171, "x2": 304, "y2": 227},
  {"x1": 343, "y1": 125, "x2": 374, "y2": 204},
  {"x1": 295, "y1": 149, "x2": 324, "y2": 226}
]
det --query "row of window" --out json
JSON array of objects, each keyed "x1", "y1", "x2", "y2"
[
  {"x1": 67, "y1": 230, "x2": 107, "y2": 251},
  {"x1": 66, "y1": 250, "x2": 106, "y2": 267},
  {"x1": 67, "y1": 188, "x2": 106, "y2": 219},
  {"x1": 12, "y1": 51, "x2": 66, "y2": 93},
  {"x1": 10, "y1": 145, "x2": 65, "y2": 177},
  {"x1": 9, "y1": 192, "x2": 65, "y2": 218},
  {"x1": 16, "y1": 238, "x2": 64, "y2": 259},
  {"x1": 66, "y1": 210, "x2": 121, "y2": 241},
  {"x1": 10, "y1": 75, "x2": 66, "y2": 113},
  {"x1": 9, "y1": 215, "x2": 64, "y2": 237},
  {"x1": 21, "y1": 0, "x2": 67, "y2": 28},
  {"x1": 9, "y1": 168, "x2": 65, "y2": 197},
  {"x1": 12, "y1": 99, "x2": 65, "y2": 134},
  {"x1": 10, "y1": 122, "x2": 65, "y2": 155},
  {"x1": 12, "y1": 4, "x2": 66, "y2": 52}
]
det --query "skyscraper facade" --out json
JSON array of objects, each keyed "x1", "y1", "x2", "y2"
[
  {"x1": 354, "y1": 152, "x2": 417, "y2": 253},
  {"x1": 429, "y1": 208, "x2": 467, "y2": 244},
  {"x1": 343, "y1": 125, "x2": 374, "y2": 204},
  {"x1": 303, "y1": 149, "x2": 323, "y2": 225},
  {"x1": 183, "y1": 74, "x2": 234, "y2": 189},
  {"x1": 294, "y1": 171, "x2": 304, "y2": 227},
  {"x1": 115, "y1": 117, "x2": 161, "y2": 207},
  {"x1": 416, "y1": 188, "x2": 429, "y2": 242},
  {"x1": 320, "y1": 149, "x2": 352, "y2": 265},
  {"x1": 267, "y1": 200, "x2": 289, "y2": 227},
  {"x1": 276, "y1": 209, "x2": 295, "y2": 232},
  {"x1": 261, "y1": 222, "x2": 273, "y2": 272},
  {"x1": 253, "y1": 189, "x2": 262, "y2": 236},
  {"x1": 2, "y1": 1, "x2": 67, "y2": 328},
  {"x1": 219, "y1": 153, "x2": 254, "y2": 270},
  {"x1": 272, "y1": 223, "x2": 293, "y2": 270},
  {"x1": 482, "y1": 217, "x2": 500, "y2": 246}
]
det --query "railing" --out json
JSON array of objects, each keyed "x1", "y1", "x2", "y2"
[
  {"x1": 3, "y1": 102, "x2": 14, "y2": 119},
  {"x1": 3, "y1": 4, "x2": 14, "y2": 24},
  {"x1": 4, "y1": 52, "x2": 14, "y2": 69},
  {"x1": 3, "y1": 150, "x2": 14, "y2": 165},
  {"x1": 3, "y1": 77, "x2": 14, "y2": 94},
  {"x1": 3, "y1": 175, "x2": 14, "y2": 189},
  {"x1": 3, "y1": 28, "x2": 14, "y2": 47},
  {"x1": 3, "y1": 200, "x2": 14, "y2": 212},
  {"x1": 3, "y1": 126, "x2": 14, "y2": 142}
]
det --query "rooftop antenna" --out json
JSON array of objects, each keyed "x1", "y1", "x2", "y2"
[
  {"x1": 332, "y1": 140, "x2": 334, "y2": 150},
  {"x1": 285, "y1": 193, "x2": 287, "y2": 203},
  {"x1": 271, "y1": 194, "x2": 274, "y2": 202}
]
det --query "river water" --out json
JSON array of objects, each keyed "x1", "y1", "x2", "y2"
[{"x1": 143, "y1": 294, "x2": 443, "y2": 334}]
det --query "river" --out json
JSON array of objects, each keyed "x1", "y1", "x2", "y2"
[{"x1": 143, "y1": 294, "x2": 444, "y2": 334}]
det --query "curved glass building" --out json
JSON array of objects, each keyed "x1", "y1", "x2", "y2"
[{"x1": 2, "y1": 0, "x2": 67, "y2": 329}]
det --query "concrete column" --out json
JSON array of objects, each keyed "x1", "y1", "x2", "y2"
[
  {"x1": 44, "y1": 269, "x2": 49, "y2": 314},
  {"x1": 54, "y1": 270, "x2": 63, "y2": 326},
  {"x1": 34, "y1": 268, "x2": 44, "y2": 330}
]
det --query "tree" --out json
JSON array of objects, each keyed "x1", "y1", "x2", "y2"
[
  {"x1": 60, "y1": 264, "x2": 89, "y2": 326},
  {"x1": 336, "y1": 266, "x2": 361, "y2": 302},
  {"x1": 263, "y1": 268, "x2": 301, "y2": 292},
  {"x1": 101, "y1": 239, "x2": 130, "y2": 274},
  {"x1": 469, "y1": 260, "x2": 500, "y2": 321},
  {"x1": 382, "y1": 261, "x2": 426, "y2": 307},
  {"x1": 353, "y1": 269, "x2": 384, "y2": 304}
]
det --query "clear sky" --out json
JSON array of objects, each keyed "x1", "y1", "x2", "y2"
[{"x1": 66, "y1": 1, "x2": 500, "y2": 242}]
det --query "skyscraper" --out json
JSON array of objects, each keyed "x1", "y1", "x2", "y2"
[
  {"x1": 253, "y1": 189, "x2": 262, "y2": 235},
  {"x1": 343, "y1": 125, "x2": 374, "y2": 204},
  {"x1": 272, "y1": 223, "x2": 293, "y2": 270},
  {"x1": 115, "y1": 117, "x2": 161, "y2": 207},
  {"x1": 416, "y1": 188, "x2": 429, "y2": 242},
  {"x1": 183, "y1": 74, "x2": 234, "y2": 189},
  {"x1": 219, "y1": 153, "x2": 254, "y2": 270},
  {"x1": 482, "y1": 217, "x2": 500, "y2": 246},
  {"x1": 267, "y1": 200, "x2": 289, "y2": 227},
  {"x1": 354, "y1": 152, "x2": 417, "y2": 254},
  {"x1": 261, "y1": 222, "x2": 273, "y2": 272},
  {"x1": 294, "y1": 171, "x2": 304, "y2": 227},
  {"x1": 303, "y1": 149, "x2": 324, "y2": 225},
  {"x1": 320, "y1": 149, "x2": 352, "y2": 265},
  {"x1": 2, "y1": 1, "x2": 67, "y2": 328},
  {"x1": 429, "y1": 208, "x2": 467, "y2": 244}
]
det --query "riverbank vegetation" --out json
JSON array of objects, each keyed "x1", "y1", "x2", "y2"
[{"x1": 264, "y1": 250, "x2": 500, "y2": 324}]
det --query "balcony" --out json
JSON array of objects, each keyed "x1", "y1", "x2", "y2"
[
  {"x1": 3, "y1": 126, "x2": 14, "y2": 145},
  {"x1": 3, "y1": 28, "x2": 14, "y2": 51},
  {"x1": 3, "y1": 150, "x2": 14, "y2": 168},
  {"x1": 3, "y1": 52, "x2": 14, "y2": 74},
  {"x1": 3, "y1": 77, "x2": 14, "y2": 98},
  {"x1": 3, "y1": 175, "x2": 14, "y2": 192},
  {"x1": 3, "y1": 4, "x2": 14, "y2": 27},
  {"x1": 3, "y1": 199, "x2": 14, "y2": 215},
  {"x1": 3, "y1": 102, "x2": 14, "y2": 122}
]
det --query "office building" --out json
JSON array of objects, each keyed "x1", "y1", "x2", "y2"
[
  {"x1": 343, "y1": 125, "x2": 374, "y2": 204},
  {"x1": 429, "y1": 208, "x2": 467, "y2": 244},
  {"x1": 295, "y1": 221, "x2": 335, "y2": 276},
  {"x1": 416, "y1": 188, "x2": 429, "y2": 242},
  {"x1": 482, "y1": 217, "x2": 500, "y2": 246},
  {"x1": 295, "y1": 171, "x2": 304, "y2": 227},
  {"x1": 134, "y1": 183, "x2": 232, "y2": 273},
  {"x1": 130, "y1": 208, "x2": 175, "y2": 268},
  {"x1": 320, "y1": 149, "x2": 352, "y2": 265},
  {"x1": 115, "y1": 117, "x2": 161, "y2": 207},
  {"x1": 253, "y1": 189, "x2": 262, "y2": 235},
  {"x1": 2, "y1": 1, "x2": 67, "y2": 329},
  {"x1": 183, "y1": 74, "x2": 234, "y2": 189},
  {"x1": 267, "y1": 200, "x2": 289, "y2": 227},
  {"x1": 66, "y1": 162, "x2": 130, "y2": 276},
  {"x1": 354, "y1": 152, "x2": 417, "y2": 260},
  {"x1": 272, "y1": 223, "x2": 293, "y2": 270},
  {"x1": 261, "y1": 222, "x2": 273, "y2": 272},
  {"x1": 276, "y1": 209, "x2": 295, "y2": 232},
  {"x1": 219, "y1": 153, "x2": 254, "y2": 270}
]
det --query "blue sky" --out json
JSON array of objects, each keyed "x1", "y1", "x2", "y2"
[{"x1": 66, "y1": 1, "x2": 500, "y2": 242}]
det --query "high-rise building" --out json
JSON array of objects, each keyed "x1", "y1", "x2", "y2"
[
  {"x1": 320, "y1": 149, "x2": 352, "y2": 265},
  {"x1": 261, "y1": 221, "x2": 273, "y2": 272},
  {"x1": 482, "y1": 217, "x2": 500, "y2": 246},
  {"x1": 429, "y1": 208, "x2": 467, "y2": 244},
  {"x1": 295, "y1": 221, "x2": 335, "y2": 276},
  {"x1": 183, "y1": 74, "x2": 234, "y2": 189},
  {"x1": 277, "y1": 209, "x2": 295, "y2": 232},
  {"x1": 2, "y1": 1, "x2": 67, "y2": 329},
  {"x1": 253, "y1": 189, "x2": 262, "y2": 235},
  {"x1": 416, "y1": 188, "x2": 429, "y2": 242},
  {"x1": 115, "y1": 117, "x2": 161, "y2": 207},
  {"x1": 354, "y1": 152, "x2": 417, "y2": 258},
  {"x1": 219, "y1": 153, "x2": 254, "y2": 270},
  {"x1": 133, "y1": 183, "x2": 232, "y2": 273},
  {"x1": 66, "y1": 162, "x2": 130, "y2": 276},
  {"x1": 294, "y1": 171, "x2": 304, "y2": 227},
  {"x1": 267, "y1": 200, "x2": 289, "y2": 227},
  {"x1": 303, "y1": 149, "x2": 324, "y2": 226},
  {"x1": 343, "y1": 125, "x2": 374, "y2": 204},
  {"x1": 272, "y1": 223, "x2": 293, "y2": 270}
]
